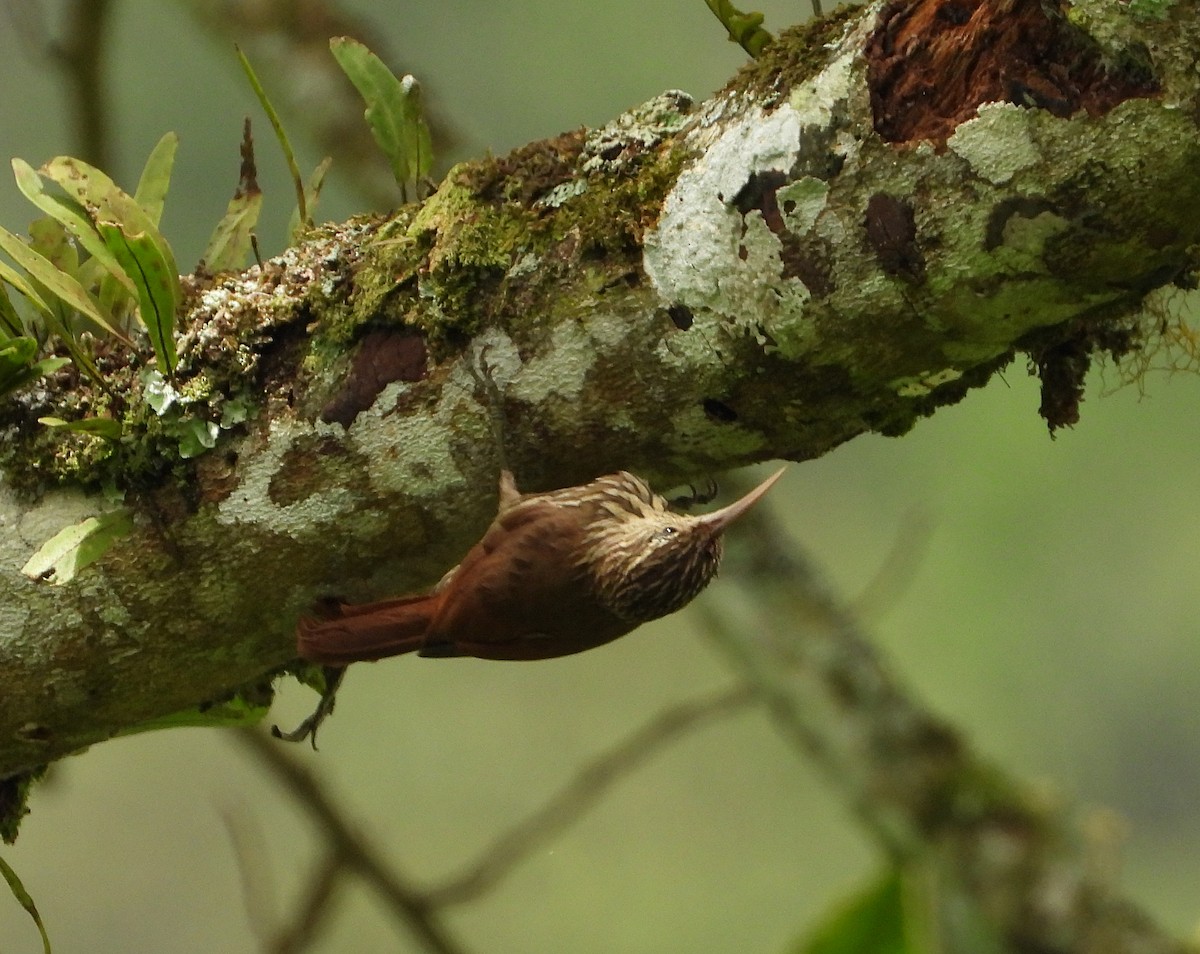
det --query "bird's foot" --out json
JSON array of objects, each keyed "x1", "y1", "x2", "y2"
[{"x1": 271, "y1": 665, "x2": 346, "y2": 749}]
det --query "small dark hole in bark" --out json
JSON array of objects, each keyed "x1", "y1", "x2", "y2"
[
  {"x1": 703, "y1": 398, "x2": 738, "y2": 422},
  {"x1": 667, "y1": 304, "x2": 694, "y2": 330}
]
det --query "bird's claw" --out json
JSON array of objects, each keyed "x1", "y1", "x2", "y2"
[{"x1": 271, "y1": 666, "x2": 346, "y2": 749}]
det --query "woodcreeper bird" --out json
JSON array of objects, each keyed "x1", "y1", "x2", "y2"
[{"x1": 296, "y1": 467, "x2": 785, "y2": 664}]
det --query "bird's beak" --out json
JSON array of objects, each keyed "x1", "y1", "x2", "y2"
[{"x1": 694, "y1": 467, "x2": 786, "y2": 534}]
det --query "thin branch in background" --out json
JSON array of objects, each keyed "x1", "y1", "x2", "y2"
[
  {"x1": 54, "y1": 0, "x2": 114, "y2": 168},
  {"x1": 222, "y1": 801, "x2": 342, "y2": 954},
  {"x1": 231, "y1": 728, "x2": 470, "y2": 954},
  {"x1": 3, "y1": 0, "x2": 50, "y2": 51},
  {"x1": 221, "y1": 805, "x2": 282, "y2": 947},
  {"x1": 425, "y1": 681, "x2": 759, "y2": 908},
  {"x1": 700, "y1": 491, "x2": 1185, "y2": 954},
  {"x1": 238, "y1": 679, "x2": 759, "y2": 924},
  {"x1": 268, "y1": 849, "x2": 342, "y2": 954},
  {"x1": 849, "y1": 507, "x2": 934, "y2": 622}
]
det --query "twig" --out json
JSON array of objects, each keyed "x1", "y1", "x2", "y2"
[
  {"x1": 220, "y1": 805, "x2": 279, "y2": 945},
  {"x1": 425, "y1": 681, "x2": 758, "y2": 907},
  {"x1": 55, "y1": 0, "x2": 114, "y2": 167},
  {"x1": 700, "y1": 493, "x2": 1185, "y2": 954},
  {"x1": 849, "y1": 507, "x2": 933, "y2": 622},
  {"x1": 232, "y1": 729, "x2": 470, "y2": 954},
  {"x1": 268, "y1": 849, "x2": 342, "y2": 954}
]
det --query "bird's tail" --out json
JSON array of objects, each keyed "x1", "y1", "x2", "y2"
[{"x1": 296, "y1": 593, "x2": 442, "y2": 665}]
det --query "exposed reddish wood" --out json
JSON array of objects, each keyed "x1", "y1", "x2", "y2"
[
  {"x1": 865, "y1": 0, "x2": 1159, "y2": 146},
  {"x1": 864, "y1": 193, "x2": 924, "y2": 282},
  {"x1": 320, "y1": 330, "x2": 429, "y2": 426}
]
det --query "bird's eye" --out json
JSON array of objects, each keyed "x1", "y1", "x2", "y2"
[{"x1": 658, "y1": 526, "x2": 677, "y2": 539}]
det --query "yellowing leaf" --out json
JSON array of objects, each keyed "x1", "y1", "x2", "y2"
[
  {"x1": 133, "y1": 132, "x2": 179, "y2": 227},
  {"x1": 38, "y1": 415, "x2": 122, "y2": 440},
  {"x1": 21, "y1": 510, "x2": 134, "y2": 585},
  {"x1": 11, "y1": 158, "x2": 136, "y2": 299},
  {"x1": 38, "y1": 156, "x2": 181, "y2": 372},
  {"x1": 202, "y1": 190, "x2": 263, "y2": 273},
  {"x1": 0, "y1": 225, "x2": 129, "y2": 344},
  {"x1": 202, "y1": 119, "x2": 263, "y2": 272}
]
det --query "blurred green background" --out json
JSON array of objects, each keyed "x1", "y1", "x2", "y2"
[{"x1": 2, "y1": 1, "x2": 1199, "y2": 952}]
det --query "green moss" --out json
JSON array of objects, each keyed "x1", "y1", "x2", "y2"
[
  {"x1": 1125, "y1": 0, "x2": 1174, "y2": 20},
  {"x1": 0, "y1": 765, "x2": 46, "y2": 844},
  {"x1": 562, "y1": 142, "x2": 689, "y2": 255},
  {"x1": 724, "y1": 5, "x2": 862, "y2": 105},
  {"x1": 323, "y1": 131, "x2": 687, "y2": 356}
]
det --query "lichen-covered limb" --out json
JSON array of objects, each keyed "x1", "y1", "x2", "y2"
[{"x1": 1, "y1": 0, "x2": 1198, "y2": 782}]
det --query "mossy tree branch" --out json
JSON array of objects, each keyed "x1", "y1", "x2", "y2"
[{"x1": 1, "y1": 0, "x2": 1197, "y2": 786}]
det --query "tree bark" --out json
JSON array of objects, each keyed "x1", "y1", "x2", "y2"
[{"x1": 1, "y1": 0, "x2": 1197, "y2": 784}]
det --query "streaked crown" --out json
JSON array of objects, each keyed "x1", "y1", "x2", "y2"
[{"x1": 571, "y1": 469, "x2": 785, "y2": 624}]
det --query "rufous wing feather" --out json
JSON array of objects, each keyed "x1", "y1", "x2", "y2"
[{"x1": 296, "y1": 592, "x2": 444, "y2": 665}]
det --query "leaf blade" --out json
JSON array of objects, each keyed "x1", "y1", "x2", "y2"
[
  {"x1": 330, "y1": 37, "x2": 431, "y2": 199},
  {"x1": 21, "y1": 510, "x2": 134, "y2": 585},
  {"x1": 0, "y1": 853, "x2": 52, "y2": 954},
  {"x1": 133, "y1": 132, "x2": 179, "y2": 227},
  {"x1": 0, "y1": 224, "x2": 129, "y2": 344},
  {"x1": 11, "y1": 158, "x2": 137, "y2": 299}
]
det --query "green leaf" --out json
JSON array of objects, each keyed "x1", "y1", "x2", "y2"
[
  {"x1": 0, "y1": 337, "x2": 37, "y2": 366},
  {"x1": 0, "y1": 283, "x2": 25, "y2": 338},
  {"x1": 793, "y1": 869, "x2": 916, "y2": 954},
  {"x1": 11, "y1": 158, "x2": 137, "y2": 300},
  {"x1": 175, "y1": 416, "x2": 219, "y2": 458},
  {"x1": 38, "y1": 156, "x2": 182, "y2": 371},
  {"x1": 704, "y1": 0, "x2": 774, "y2": 58},
  {"x1": 95, "y1": 221, "x2": 179, "y2": 374},
  {"x1": 133, "y1": 132, "x2": 179, "y2": 227},
  {"x1": 0, "y1": 853, "x2": 52, "y2": 954},
  {"x1": 287, "y1": 156, "x2": 332, "y2": 245},
  {"x1": 236, "y1": 45, "x2": 308, "y2": 228},
  {"x1": 330, "y1": 37, "x2": 432, "y2": 200},
  {"x1": 21, "y1": 510, "x2": 134, "y2": 585},
  {"x1": 0, "y1": 339, "x2": 68, "y2": 397},
  {"x1": 0, "y1": 224, "x2": 129, "y2": 344},
  {"x1": 117, "y1": 693, "x2": 271, "y2": 736},
  {"x1": 0, "y1": 337, "x2": 39, "y2": 394},
  {"x1": 38, "y1": 415, "x2": 123, "y2": 440}
]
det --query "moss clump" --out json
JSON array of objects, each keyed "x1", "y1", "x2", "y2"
[
  {"x1": 329, "y1": 125, "x2": 689, "y2": 356},
  {"x1": 0, "y1": 765, "x2": 46, "y2": 844},
  {"x1": 725, "y1": 5, "x2": 862, "y2": 106}
]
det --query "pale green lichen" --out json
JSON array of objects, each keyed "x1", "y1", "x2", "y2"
[
  {"x1": 581, "y1": 90, "x2": 694, "y2": 174},
  {"x1": 778, "y1": 177, "x2": 829, "y2": 235},
  {"x1": 947, "y1": 104, "x2": 1043, "y2": 185},
  {"x1": 892, "y1": 368, "x2": 965, "y2": 398},
  {"x1": 214, "y1": 418, "x2": 359, "y2": 537}
]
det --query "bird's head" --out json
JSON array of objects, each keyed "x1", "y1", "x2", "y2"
[{"x1": 582, "y1": 468, "x2": 785, "y2": 623}]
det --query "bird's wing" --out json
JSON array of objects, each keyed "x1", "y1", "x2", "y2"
[{"x1": 425, "y1": 504, "x2": 594, "y2": 649}]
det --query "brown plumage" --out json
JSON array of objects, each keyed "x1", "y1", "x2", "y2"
[{"x1": 296, "y1": 468, "x2": 785, "y2": 664}]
